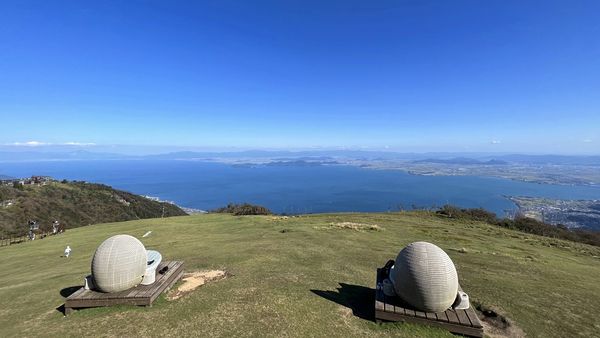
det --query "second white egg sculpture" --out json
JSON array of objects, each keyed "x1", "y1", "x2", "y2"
[
  {"x1": 91, "y1": 234, "x2": 147, "y2": 293},
  {"x1": 390, "y1": 241, "x2": 458, "y2": 312}
]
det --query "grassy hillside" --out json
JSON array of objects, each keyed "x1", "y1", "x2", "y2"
[
  {"x1": 0, "y1": 181, "x2": 187, "y2": 236},
  {"x1": 0, "y1": 212, "x2": 599, "y2": 337}
]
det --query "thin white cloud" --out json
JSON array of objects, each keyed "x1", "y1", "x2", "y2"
[
  {"x1": 10, "y1": 141, "x2": 49, "y2": 146},
  {"x1": 490, "y1": 140, "x2": 501, "y2": 144},
  {"x1": 6, "y1": 141, "x2": 96, "y2": 147},
  {"x1": 64, "y1": 142, "x2": 96, "y2": 146},
  {"x1": 583, "y1": 139, "x2": 593, "y2": 143}
]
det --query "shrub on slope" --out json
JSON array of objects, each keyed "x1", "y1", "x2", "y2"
[
  {"x1": 212, "y1": 203, "x2": 272, "y2": 216},
  {"x1": 436, "y1": 204, "x2": 600, "y2": 247}
]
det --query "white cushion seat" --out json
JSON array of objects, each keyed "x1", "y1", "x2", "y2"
[{"x1": 141, "y1": 250, "x2": 163, "y2": 285}]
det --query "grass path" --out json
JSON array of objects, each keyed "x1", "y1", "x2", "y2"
[{"x1": 1, "y1": 212, "x2": 599, "y2": 337}]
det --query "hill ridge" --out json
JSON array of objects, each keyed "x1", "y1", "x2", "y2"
[{"x1": 0, "y1": 178, "x2": 187, "y2": 236}]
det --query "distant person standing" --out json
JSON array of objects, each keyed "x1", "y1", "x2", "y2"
[
  {"x1": 28, "y1": 220, "x2": 38, "y2": 240},
  {"x1": 64, "y1": 245, "x2": 72, "y2": 258}
]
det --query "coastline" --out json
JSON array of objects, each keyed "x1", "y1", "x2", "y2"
[{"x1": 143, "y1": 195, "x2": 208, "y2": 214}]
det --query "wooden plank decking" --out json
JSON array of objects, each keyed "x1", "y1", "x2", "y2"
[
  {"x1": 64, "y1": 261, "x2": 184, "y2": 315},
  {"x1": 375, "y1": 266, "x2": 484, "y2": 337}
]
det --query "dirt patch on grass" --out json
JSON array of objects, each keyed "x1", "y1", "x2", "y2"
[
  {"x1": 314, "y1": 222, "x2": 382, "y2": 231},
  {"x1": 475, "y1": 303, "x2": 525, "y2": 338},
  {"x1": 167, "y1": 270, "x2": 227, "y2": 300}
]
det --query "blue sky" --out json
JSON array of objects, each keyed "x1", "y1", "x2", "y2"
[{"x1": 1, "y1": 1, "x2": 598, "y2": 154}]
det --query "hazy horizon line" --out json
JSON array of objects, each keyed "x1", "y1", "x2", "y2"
[{"x1": 0, "y1": 144, "x2": 599, "y2": 157}]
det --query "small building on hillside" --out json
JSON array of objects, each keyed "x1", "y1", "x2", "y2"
[{"x1": 27, "y1": 176, "x2": 52, "y2": 185}]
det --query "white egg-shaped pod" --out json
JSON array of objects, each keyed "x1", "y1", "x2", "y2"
[
  {"x1": 91, "y1": 235, "x2": 147, "y2": 293},
  {"x1": 392, "y1": 241, "x2": 458, "y2": 312}
]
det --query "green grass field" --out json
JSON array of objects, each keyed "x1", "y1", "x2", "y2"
[{"x1": 1, "y1": 212, "x2": 599, "y2": 337}]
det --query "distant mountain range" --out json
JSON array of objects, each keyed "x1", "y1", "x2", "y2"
[
  {"x1": 1, "y1": 149, "x2": 599, "y2": 166},
  {"x1": 0, "y1": 150, "x2": 129, "y2": 161},
  {"x1": 142, "y1": 150, "x2": 415, "y2": 160},
  {"x1": 491, "y1": 154, "x2": 600, "y2": 166},
  {"x1": 413, "y1": 157, "x2": 509, "y2": 165}
]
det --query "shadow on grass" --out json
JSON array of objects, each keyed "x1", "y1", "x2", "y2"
[
  {"x1": 311, "y1": 283, "x2": 375, "y2": 321},
  {"x1": 55, "y1": 304, "x2": 66, "y2": 316}
]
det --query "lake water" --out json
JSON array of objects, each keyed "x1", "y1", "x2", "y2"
[{"x1": 2, "y1": 160, "x2": 600, "y2": 216}]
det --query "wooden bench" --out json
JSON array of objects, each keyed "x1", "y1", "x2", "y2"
[
  {"x1": 64, "y1": 261, "x2": 184, "y2": 315},
  {"x1": 375, "y1": 266, "x2": 484, "y2": 337}
]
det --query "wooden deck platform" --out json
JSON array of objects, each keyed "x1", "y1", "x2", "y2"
[
  {"x1": 64, "y1": 261, "x2": 184, "y2": 315},
  {"x1": 375, "y1": 266, "x2": 484, "y2": 337}
]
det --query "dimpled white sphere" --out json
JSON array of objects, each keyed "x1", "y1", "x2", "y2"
[
  {"x1": 91, "y1": 235, "x2": 147, "y2": 293},
  {"x1": 392, "y1": 242, "x2": 458, "y2": 312}
]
